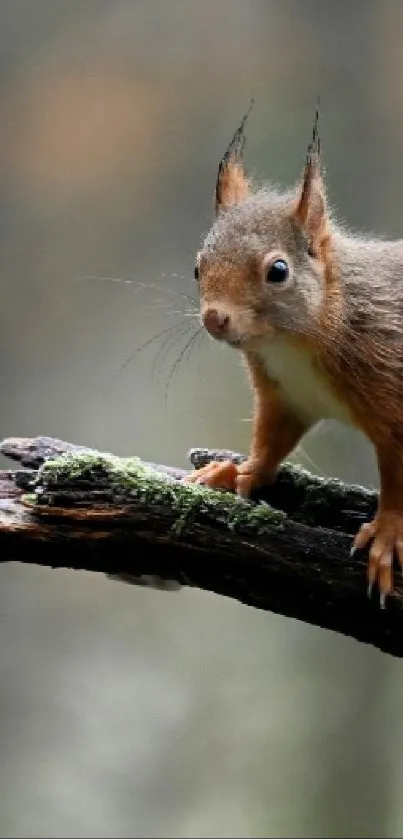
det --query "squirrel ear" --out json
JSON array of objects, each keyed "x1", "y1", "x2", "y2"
[
  {"x1": 214, "y1": 101, "x2": 253, "y2": 215},
  {"x1": 294, "y1": 104, "x2": 328, "y2": 254}
]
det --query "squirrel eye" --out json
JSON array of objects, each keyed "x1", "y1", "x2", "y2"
[
  {"x1": 194, "y1": 264, "x2": 199, "y2": 282},
  {"x1": 266, "y1": 258, "x2": 289, "y2": 284}
]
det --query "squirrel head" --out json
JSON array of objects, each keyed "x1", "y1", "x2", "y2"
[{"x1": 195, "y1": 104, "x2": 333, "y2": 349}]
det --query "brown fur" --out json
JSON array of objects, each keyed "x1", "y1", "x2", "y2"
[
  {"x1": 186, "y1": 111, "x2": 403, "y2": 602},
  {"x1": 237, "y1": 351, "x2": 307, "y2": 496},
  {"x1": 216, "y1": 162, "x2": 251, "y2": 212}
]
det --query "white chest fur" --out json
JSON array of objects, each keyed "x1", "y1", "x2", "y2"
[{"x1": 258, "y1": 336, "x2": 353, "y2": 427}]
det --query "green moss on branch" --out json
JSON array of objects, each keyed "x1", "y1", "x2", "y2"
[
  {"x1": 3, "y1": 435, "x2": 403, "y2": 660},
  {"x1": 29, "y1": 451, "x2": 286, "y2": 537}
]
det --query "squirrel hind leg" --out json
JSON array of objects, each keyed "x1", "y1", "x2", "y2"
[{"x1": 351, "y1": 511, "x2": 403, "y2": 607}]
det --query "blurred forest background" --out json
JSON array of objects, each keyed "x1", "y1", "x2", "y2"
[{"x1": 2, "y1": 1, "x2": 403, "y2": 837}]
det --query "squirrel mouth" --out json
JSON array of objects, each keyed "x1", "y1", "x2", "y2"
[
  {"x1": 228, "y1": 330, "x2": 275, "y2": 350},
  {"x1": 227, "y1": 336, "x2": 247, "y2": 349}
]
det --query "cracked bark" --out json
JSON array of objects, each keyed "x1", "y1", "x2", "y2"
[{"x1": 0, "y1": 435, "x2": 402, "y2": 659}]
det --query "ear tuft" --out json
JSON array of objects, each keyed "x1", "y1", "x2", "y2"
[
  {"x1": 294, "y1": 101, "x2": 328, "y2": 255},
  {"x1": 214, "y1": 100, "x2": 254, "y2": 215}
]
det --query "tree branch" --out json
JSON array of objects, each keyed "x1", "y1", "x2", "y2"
[{"x1": 1, "y1": 435, "x2": 402, "y2": 659}]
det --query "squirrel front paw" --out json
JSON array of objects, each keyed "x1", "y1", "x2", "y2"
[
  {"x1": 184, "y1": 459, "x2": 275, "y2": 497},
  {"x1": 352, "y1": 510, "x2": 403, "y2": 606}
]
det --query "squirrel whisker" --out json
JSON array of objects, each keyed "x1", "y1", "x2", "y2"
[
  {"x1": 164, "y1": 327, "x2": 204, "y2": 402},
  {"x1": 151, "y1": 320, "x2": 201, "y2": 386}
]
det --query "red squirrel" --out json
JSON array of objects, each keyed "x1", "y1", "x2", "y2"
[{"x1": 185, "y1": 103, "x2": 403, "y2": 606}]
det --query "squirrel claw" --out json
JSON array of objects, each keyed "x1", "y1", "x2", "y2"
[
  {"x1": 184, "y1": 460, "x2": 238, "y2": 492},
  {"x1": 366, "y1": 581, "x2": 386, "y2": 609},
  {"x1": 184, "y1": 459, "x2": 272, "y2": 497},
  {"x1": 352, "y1": 512, "x2": 403, "y2": 606}
]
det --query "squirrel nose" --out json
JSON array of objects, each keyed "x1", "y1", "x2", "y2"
[{"x1": 202, "y1": 308, "x2": 230, "y2": 338}]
